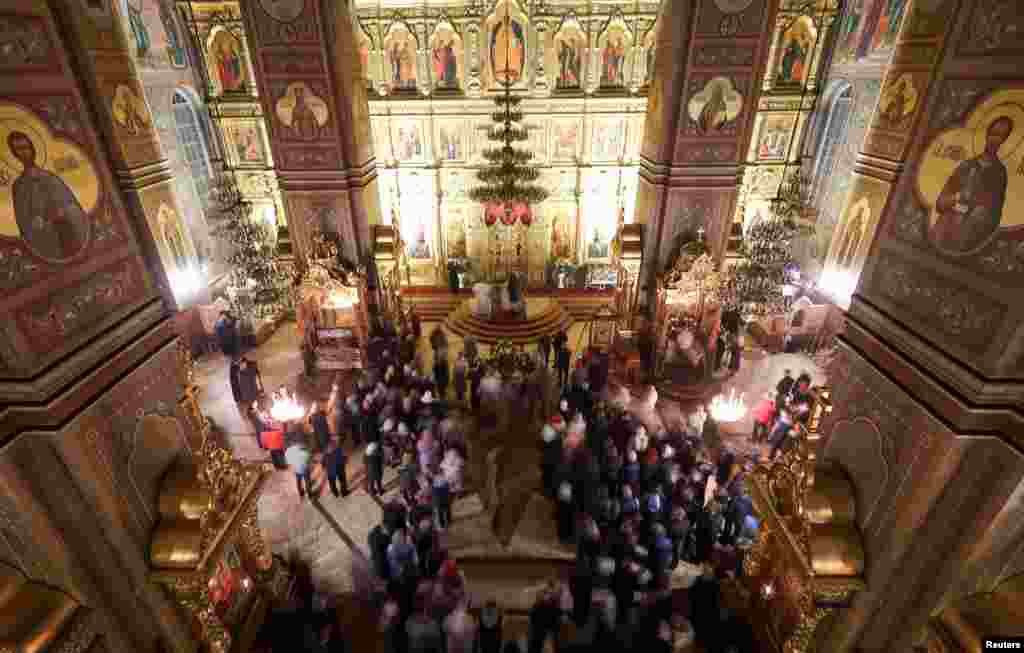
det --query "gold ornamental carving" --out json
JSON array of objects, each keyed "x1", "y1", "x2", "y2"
[{"x1": 745, "y1": 386, "x2": 866, "y2": 653}]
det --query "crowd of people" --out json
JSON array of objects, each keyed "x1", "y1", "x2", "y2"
[{"x1": 219, "y1": 298, "x2": 819, "y2": 653}]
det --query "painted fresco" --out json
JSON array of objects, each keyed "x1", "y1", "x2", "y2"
[
  {"x1": 383, "y1": 23, "x2": 418, "y2": 92},
  {"x1": 551, "y1": 119, "x2": 580, "y2": 162},
  {"x1": 598, "y1": 20, "x2": 631, "y2": 89},
  {"x1": 552, "y1": 19, "x2": 585, "y2": 90},
  {"x1": 436, "y1": 122, "x2": 463, "y2": 162},
  {"x1": 122, "y1": 0, "x2": 186, "y2": 69},
  {"x1": 209, "y1": 30, "x2": 247, "y2": 94},
  {"x1": 394, "y1": 120, "x2": 425, "y2": 163},
  {"x1": 591, "y1": 118, "x2": 626, "y2": 162},
  {"x1": 643, "y1": 21, "x2": 658, "y2": 85},
  {"x1": 445, "y1": 204, "x2": 470, "y2": 258},
  {"x1": 258, "y1": 0, "x2": 305, "y2": 23},
  {"x1": 0, "y1": 102, "x2": 100, "y2": 261},
  {"x1": 225, "y1": 121, "x2": 267, "y2": 166},
  {"x1": 832, "y1": 196, "x2": 869, "y2": 270},
  {"x1": 430, "y1": 22, "x2": 462, "y2": 91},
  {"x1": 916, "y1": 89, "x2": 1024, "y2": 254},
  {"x1": 274, "y1": 82, "x2": 330, "y2": 140},
  {"x1": 687, "y1": 77, "x2": 745, "y2": 135},
  {"x1": 869, "y1": 0, "x2": 909, "y2": 54},
  {"x1": 875, "y1": 73, "x2": 919, "y2": 132},
  {"x1": 774, "y1": 16, "x2": 815, "y2": 86},
  {"x1": 155, "y1": 202, "x2": 193, "y2": 271},
  {"x1": 755, "y1": 114, "x2": 797, "y2": 161}
]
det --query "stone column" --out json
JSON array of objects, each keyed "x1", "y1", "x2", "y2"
[
  {"x1": 813, "y1": 0, "x2": 1024, "y2": 649},
  {"x1": 241, "y1": 0, "x2": 381, "y2": 263},
  {"x1": 635, "y1": 0, "x2": 775, "y2": 304}
]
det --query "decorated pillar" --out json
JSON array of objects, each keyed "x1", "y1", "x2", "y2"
[
  {"x1": 811, "y1": 0, "x2": 1024, "y2": 650},
  {"x1": 240, "y1": 0, "x2": 380, "y2": 263},
  {"x1": 635, "y1": 0, "x2": 776, "y2": 304}
]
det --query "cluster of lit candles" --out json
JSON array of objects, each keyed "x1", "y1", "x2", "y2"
[
  {"x1": 709, "y1": 388, "x2": 748, "y2": 423},
  {"x1": 269, "y1": 388, "x2": 305, "y2": 423}
]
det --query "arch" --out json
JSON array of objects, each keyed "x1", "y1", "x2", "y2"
[
  {"x1": 171, "y1": 88, "x2": 214, "y2": 218},
  {"x1": 807, "y1": 80, "x2": 853, "y2": 202}
]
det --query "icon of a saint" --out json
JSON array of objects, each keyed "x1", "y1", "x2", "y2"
[
  {"x1": 698, "y1": 82, "x2": 729, "y2": 133},
  {"x1": 8, "y1": 130, "x2": 90, "y2": 260},
  {"x1": 217, "y1": 38, "x2": 244, "y2": 92},
  {"x1": 930, "y1": 116, "x2": 1013, "y2": 253}
]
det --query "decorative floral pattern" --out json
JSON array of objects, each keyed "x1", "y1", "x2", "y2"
[
  {"x1": 0, "y1": 246, "x2": 42, "y2": 292},
  {"x1": 878, "y1": 259, "x2": 1004, "y2": 344},
  {"x1": 20, "y1": 263, "x2": 142, "y2": 352}
]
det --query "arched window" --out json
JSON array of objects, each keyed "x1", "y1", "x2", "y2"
[
  {"x1": 172, "y1": 89, "x2": 213, "y2": 210},
  {"x1": 808, "y1": 82, "x2": 852, "y2": 203}
]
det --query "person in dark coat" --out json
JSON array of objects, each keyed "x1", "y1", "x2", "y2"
[
  {"x1": 366, "y1": 442, "x2": 384, "y2": 496},
  {"x1": 432, "y1": 475, "x2": 452, "y2": 530},
  {"x1": 310, "y1": 400, "x2": 331, "y2": 451},
  {"x1": 538, "y1": 334, "x2": 551, "y2": 368},
  {"x1": 478, "y1": 601, "x2": 503, "y2": 653},
  {"x1": 556, "y1": 481, "x2": 575, "y2": 542},
  {"x1": 776, "y1": 369, "x2": 795, "y2": 403},
  {"x1": 469, "y1": 363, "x2": 483, "y2": 414},
  {"x1": 229, "y1": 358, "x2": 242, "y2": 404},
  {"x1": 556, "y1": 346, "x2": 571, "y2": 387},
  {"x1": 324, "y1": 436, "x2": 349, "y2": 497},
  {"x1": 433, "y1": 353, "x2": 450, "y2": 400},
  {"x1": 237, "y1": 357, "x2": 262, "y2": 404},
  {"x1": 214, "y1": 310, "x2": 239, "y2": 359}
]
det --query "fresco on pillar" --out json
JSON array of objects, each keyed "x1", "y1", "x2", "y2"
[
  {"x1": 597, "y1": 18, "x2": 632, "y2": 90},
  {"x1": 0, "y1": 96, "x2": 151, "y2": 373},
  {"x1": 549, "y1": 18, "x2": 586, "y2": 91},
  {"x1": 773, "y1": 16, "x2": 815, "y2": 87},
  {"x1": 685, "y1": 76, "x2": 746, "y2": 137},
  {"x1": 957, "y1": 0, "x2": 1024, "y2": 56},
  {"x1": 910, "y1": 88, "x2": 1024, "y2": 264},
  {"x1": 697, "y1": 0, "x2": 766, "y2": 37},
  {"x1": 429, "y1": 21, "x2": 463, "y2": 93},
  {"x1": 383, "y1": 22, "x2": 419, "y2": 93},
  {"x1": 864, "y1": 71, "x2": 924, "y2": 160},
  {"x1": 273, "y1": 81, "x2": 331, "y2": 141}
]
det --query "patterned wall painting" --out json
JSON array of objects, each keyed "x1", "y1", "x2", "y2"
[
  {"x1": 875, "y1": 73, "x2": 919, "y2": 132},
  {"x1": 111, "y1": 83, "x2": 152, "y2": 136},
  {"x1": 383, "y1": 23, "x2": 418, "y2": 92},
  {"x1": 598, "y1": 18, "x2": 632, "y2": 89},
  {"x1": 274, "y1": 82, "x2": 330, "y2": 140},
  {"x1": 122, "y1": 0, "x2": 188, "y2": 69},
  {"x1": 686, "y1": 77, "x2": 745, "y2": 135},
  {"x1": 916, "y1": 89, "x2": 1024, "y2": 255},
  {"x1": 429, "y1": 21, "x2": 462, "y2": 91},
  {"x1": 0, "y1": 103, "x2": 100, "y2": 262},
  {"x1": 774, "y1": 16, "x2": 815, "y2": 86},
  {"x1": 208, "y1": 29, "x2": 247, "y2": 94},
  {"x1": 551, "y1": 18, "x2": 586, "y2": 90}
]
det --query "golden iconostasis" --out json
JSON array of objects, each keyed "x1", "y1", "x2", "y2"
[{"x1": 370, "y1": 96, "x2": 643, "y2": 285}]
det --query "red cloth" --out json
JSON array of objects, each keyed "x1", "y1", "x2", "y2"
[
  {"x1": 262, "y1": 430, "x2": 284, "y2": 450},
  {"x1": 752, "y1": 399, "x2": 776, "y2": 425}
]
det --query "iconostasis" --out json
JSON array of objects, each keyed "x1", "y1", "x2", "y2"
[
  {"x1": 371, "y1": 97, "x2": 644, "y2": 285},
  {"x1": 357, "y1": 0, "x2": 654, "y2": 285}
]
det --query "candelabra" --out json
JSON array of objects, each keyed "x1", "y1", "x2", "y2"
[{"x1": 709, "y1": 388, "x2": 748, "y2": 423}]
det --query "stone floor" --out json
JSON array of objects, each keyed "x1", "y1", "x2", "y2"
[{"x1": 193, "y1": 317, "x2": 823, "y2": 599}]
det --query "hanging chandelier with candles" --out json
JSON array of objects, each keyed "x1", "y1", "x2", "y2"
[{"x1": 469, "y1": 10, "x2": 548, "y2": 225}]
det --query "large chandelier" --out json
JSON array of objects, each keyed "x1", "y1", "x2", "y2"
[
  {"x1": 719, "y1": 172, "x2": 812, "y2": 317},
  {"x1": 468, "y1": 8, "x2": 547, "y2": 225}
]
